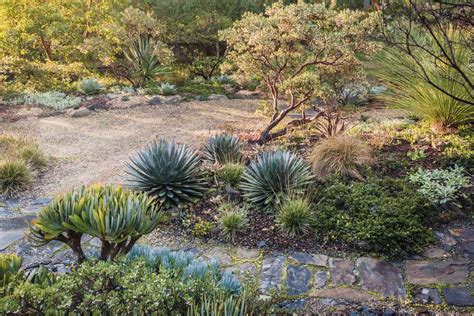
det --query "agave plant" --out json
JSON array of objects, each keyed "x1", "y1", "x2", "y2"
[
  {"x1": 159, "y1": 82, "x2": 177, "y2": 95},
  {"x1": 124, "y1": 36, "x2": 170, "y2": 88},
  {"x1": 78, "y1": 78, "x2": 102, "y2": 95},
  {"x1": 202, "y1": 134, "x2": 244, "y2": 165},
  {"x1": 0, "y1": 253, "x2": 22, "y2": 289},
  {"x1": 29, "y1": 185, "x2": 161, "y2": 262},
  {"x1": 125, "y1": 140, "x2": 207, "y2": 209},
  {"x1": 240, "y1": 151, "x2": 313, "y2": 211}
]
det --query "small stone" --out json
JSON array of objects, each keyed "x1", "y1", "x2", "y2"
[
  {"x1": 286, "y1": 265, "x2": 311, "y2": 295},
  {"x1": 383, "y1": 308, "x2": 396, "y2": 316},
  {"x1": 278, "y1": 299, "x2": 307, "y2": 309},
  {"x1": 406, "y1": 259, "x2": 470, "y2": 285},
  {"x1": 207, "y1": 94, "x2": 228, "y2": 101},
  {"x1": 329, "y1": 258, "x2": 355, "y2": 286},
  {"x1": 443, "y1": 287, "x2": 474, "y2": 306},
  {"x1": 257, "y1": 240, "x2": 266, "y2": 248},
  {"x1": 416, "y1": 288, "x2": 442, "y2": 304},
  {"x1": 148, "y1": 96, "x2": 162, "y2": 105},
  {"x1": 435, "y1": 231, "x2": 457, "y2": 250},
  {"x1": 449, "y1": 228, "x2": 474, "y2": 241},
  {"x1": 3, "y1": 198, "x2": 20, "y2": 209},
  {"x1": 70, "y1": 108, "x2": 92, "y2": 118},
  {"x1": 259, "y1": 253, "x2": 284, "y2": 293},
  {"x1": 289, "y1": 251, "x2": 328, "y2": 266},
  {"x1": 162, "y1": 95, "x2": 181, "y2": 104},
  {"x1": 314, "y1": 270, "x2": 328, "y2": 289},
  {"x1": 87, "y1": 102, "x2": 108, "y2": 111},
  {"x1": 356, "y1": 257, "x2": 406, "y2": 300},
  {"x1": 423, "y1": 247, "x2": 449, "y2": 258},
  {"x1": 234, "y1": 247, "x2": 260, "y2": 260}
]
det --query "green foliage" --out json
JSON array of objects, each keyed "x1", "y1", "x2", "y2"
[
  {"x1": 6, "y1": 91, "x2": 82, "y2": 110},
  {"x1": 158, "y1": 82, "x2": 177, "y2": 95},
  {"x1": 29, "y1": 185, "x2": 161, "y2": 262},
  {"x1": 375, "y1": 27, "x2": 474, "y2": 130},
  {"x1": 216, "y1": 163, "x2": 245, "y2": 187},
  {"x1": 125, "y1": 139, "x2": 207, "y2": 209},
  {"x1": 275, "y1": 198, "x2": 313, "y2": 237},
  {"x1": 202, "y1": 134, "x2": 244, "y2": 165},
  {"x1": 240, "y1": 151, "x2": 313, "y2": 212},
  {"x1": 218, "y1": 202, "x2": 248, "y2": 242},
  {"x1": 124, "y1": 36, "x2": 172, "y2": 88},
  {"x1": 0, "y1": 254, "x2": 22, "y2": 289},
  {"x1": 78, "y1": 78, "x2": 102, "y2": 95},
  {"x1": 407, "y1": 148, "x2": 426, "y2": 161},
  {"x1": 0, "y1": 160, "x2": 32, "y2": 196},
  {"x1": 187, "y1": 294, "x2": 251, "y2": 316},
  {"x1": 192, "y1": 219, "x2": 214, "y2": 237},
  {"x1": 408, "y1": 166, "x2": 470, "y2": 206},
  {"x1": 211, "y1": 75, "x2": 234, "y2": 85},
  {"x1": 310, "y1": 135, "x2": 373, "y2": 180},
  {"x1": 313, "y1": 178, "x2": 434, "y2": 258}
]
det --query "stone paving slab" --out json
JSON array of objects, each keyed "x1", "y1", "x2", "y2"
[
  {"x1": 449, "y1": 228, "x2": 474, "y2": 241},
  {"x1": 259, "y1": 253, "x2": 285, "y2": 293},
  {"x1": 443, "y1": 286, "x2": 474, "y2": 306},
  {"x1": 289, "y1": 251, "x2": 328, "y2": 266},
  {"x1": 406, "y1": 258, "x2": 470, "y2": 285},
  {"x1": 329, "y1": 258, "x2": 355, "y2": 286},
  {"x1": 0, "y1": 229, "x2": 25, "y2": 250},
  {"x1": 310, "y1": 287, "x2": 379, "y2": 302},
  {"x1": 286, "y1": 265, "x2": 311, "y2": 295}
]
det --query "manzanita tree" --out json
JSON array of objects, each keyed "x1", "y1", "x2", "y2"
[{"x1": 222, "y1": 2, "x2": 380, "y2": 143}]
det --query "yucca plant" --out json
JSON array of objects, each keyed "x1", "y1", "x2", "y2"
[
  {"x1": 310, "y1": 135, "x2": 373, "y2": 180},
  {"x1": 276, "y1": 198, "x2": 313, "y2": 237},
  {"x1": 0, "y1": 160, "x2": 32, "y2": 195},
  {"x1": 125, "y1": 140, "x2": 207, "y2": 209},
  {"x1": 29, "y1": 185, "x2": 161, "y2": 262},
  {"x1": 202, "y1": 134, "x2": 244, "y2": 165},
  {"x1": 124, "y1": 35, "x2": 170, "y2": 88},
  {"x1": 240, "y1": 151, "x2": 313, "y2": 212},
  {"x1": 376, "y1": 27, "x2": 473, "y2": 132},
  {"x1": 0, "y1": 253, "x2": 22, "y2": 289}
]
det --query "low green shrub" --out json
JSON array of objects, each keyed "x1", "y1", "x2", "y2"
[
  {"x1": 0, "y1": 134, "x2": 47, "y2": 169},
  {"x1": 29, "y1": 185, "x2": 162, "y2": 262},
  {"x1": 125, "y1": 139, "x2": 207, "y2": 209},
  {"x1": 178, "y1": 82, "x2": 227, "y2": 97},
  {"x1": 313, "y1": 178, "x2": 435, "y2": 258},
  {"x1": 216, "y1": 163, "x2": 245, "y2": 187},
  {"x1": 7, "y1": 91, "x2": 82, "y2": 110},
  {"x1": 275, "y1": 198, "x2": 313, "y2": 237},
  {"x1": 78, "y1": 78, "x2": 102, "y2": 95},
  {"x1": 218, "y1": 202, "x2": 249, "y2": 242},
  {"x1": 0, "y1": 160, "x2": 32, "y2": 195},
  {"x1": 202, "y1": 134, "x2": 244, "y2": 165},
  {"x1": 409, "y1": 165, "x2": 470, "y2": 206},
  {"x1": 240, "y1": 151, "x2": 313, "y2": 212}
]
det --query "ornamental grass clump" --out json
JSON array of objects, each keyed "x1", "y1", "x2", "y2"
[
  {"x1": 240, "y1": 150, "x2": 313, "y2": 212},
  {"x1": 217, "y1": 202, "x2": 248, "y2": 242},
  {"x1": 202, "y1": 134, "x2": 244, "y2": 165},
  {"x1": 310, "y1": 135, "x2": 373, "y2": 180},
  {"x1": 276, "y1": 198, "x2": 313, "y2": 237},
  {"x1": 216, "y1": 163, "x2": 245, "y2": 187},
  {"x1": 0, "y1": 160, "x2": 32, "y2": 196},
  {"x1": 28, "y1": 185, "x2": 161, "y2": 262},
  {"x1": 125, "y1": 139, "x2": 207, "y2": 209}
]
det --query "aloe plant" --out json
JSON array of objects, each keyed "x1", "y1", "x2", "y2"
[
  {"x1": 0, "y1": 253, "x2": 22, "y2": 289},
  {"x1": 29, "y1": 185, "x2": 161, "y2": 262},
  {"x1": 240, "y1": 151, "x2": 313, "y2": 212},
  {"x1": 125, "y1": 140, "x2": 207, "y2": 209},
  {"x1": 202, "y1": 134, "x2": 244, "y2": 165}
]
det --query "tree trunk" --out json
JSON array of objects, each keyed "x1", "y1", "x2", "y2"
[{"x1": 39, "y1": 35, "x2": 52, "y2": 60}]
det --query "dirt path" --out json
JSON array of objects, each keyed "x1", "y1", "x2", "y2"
[{"x1": 2, "y1": 99, "x2": 265, "y2": 198}]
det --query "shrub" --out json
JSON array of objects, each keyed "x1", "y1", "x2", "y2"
[
  {"x1": 78, "y1": 78, "x2": 102, "y2": 95},
  {"x1": 211, "y1": 75, "x2": 234, "y2": 85},
  {"x1": 218, "y1": 202, "x2": 248, "y2": 242},
  {"x1": 159, "y1": 82, "x2": 177, "y2": 95},
  {"x1": 202, "y1": 134, "x2": 244, "y2": 165},
  {"x1": 0, "y1": 135, "x2": 47, "y2": 169},
  {"x1": 0, "y1": 253, "x2": 22, "y2": 288},
  {"x1": 18, "y1": 146, "x2": 47, "y2": 169},
  {"x1": 314, "y1": 111, "x2": 350, "y2": 139},
  {"x1": 0, "y1": 160, "x2": 32, "y2": 195},
  {"x1": 310, "y1": 135, "x2": 373, "y2": 180},
  {"x1": 240, "y1": 151, "x2": 313, "y2": 212},
  {"x1": 275, "y1": 198, "x2": 313, "y2": 237},
  {"x1": 375, "y1": 27, "x2": 474, "y2": 131},
  {"x1": 7, "y1": 91, "x2": 82, "y2": 110},
  {"x1": 125, "y1": 139, "x2": 207, "y2": 209},
  {"x1": 409, "y1": 165, "x2": 470, "y2": 206},
  {"x1": 313, "y1": 178, "x2": 434, "y2": 258},
  {"x1": 216, "y1": 163, "x2": 245, "y2": 187},
  {"x1": 28, "y1": 185, "x2": 161, "y2": 262}
]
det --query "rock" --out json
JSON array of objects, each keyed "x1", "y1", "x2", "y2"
[
  {"x1": 382, "y1": 308, "x2": 396, "y2": 316},
  {"x1": 278, "y1": 299, "x2": 307, "y2": 309},
  {"x1": 31, "y1": 198, "x2": 51, "y2": 206},
  {"x1": 234, "y1": 247, "x2": 260, "y2": 260},
  {"x1": 0, "y1": 230, "x2": 25, "y2": 250},
  {"x1": 87, "y1": 101, "x2": 108, "y2": 111},
  {"x1": 70, "y1": 108, "x2": 93, "y2": 118},
  {"x1": 207, "y1": 94, "x2": 228, "y2": 101},
  {"x1": 416, "y1": 288, "x2": 442, "y2": 305},
  {"x1": 356, "y1": 257, "x2": 406, "y2": 300},
  {"x1": 289, "y1": 252, "x2": 328, "y2": 266},
  {"x1": 435, "y1": 231, "x2": 457, "y2": 250},
  {"x1": 223, "y1": 263, "x2": 257, "y2": 279},
  {"x1": 286, "y1": 265, "x2": 311, "y2": 295},
  {"x1": 460, "y1": 241, "x2": 474, "y2": 257},
  {"x1": 162, "y1": 95, "x2": 182, "y2": 104},
  {"x1": 257, "y1": 240, "x2": 266, "y2": 248},
  {"x1": 320, "y1": 298, "x2": 338, "y2": 306},
  {"x1": 259, "y1": 253, "x2": 285, "y2": 293},
  {"x1": 311, "y1": 287, "x2": 378, "y2": 302},
  {"x1": 443, "y1": 286, "x2": 474, "y2": 306},
  {"x1": 314, "y1": 270, "x2": 328, "y2": 289},
  {"x1": 329, "y1": 258, "x2": 355, "y2": 286},
  {"x1": 423, "y1": 247, "x2": 450, "y2": 258},
  {"x1": 449, "y1": 228, "x2": 474, "y2": 241},
  {"x1": 2, "y1": 198, "x2": 20, "y2": 209},
  {"x1": 234, "y1": 90, "x2": 260, "y2": 99},
  {"x1": 148, "y1": 96, "x2": 162, "y2": 105},
  {"x1": 203, "y1": 247, "x2": 232, "y2": 266},
  {"x1": 0, "y1": 215, "x2": 36, "y2": 230},
  {"x1": 406, "y1": 258, "x2": 470, "y2": 284}
]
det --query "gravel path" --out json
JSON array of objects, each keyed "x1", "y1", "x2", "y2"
[{"x1": 2, "y1": 99, "x2": 265, "y2": 198}]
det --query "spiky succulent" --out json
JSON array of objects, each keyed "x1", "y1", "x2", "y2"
[
  {"x1": 125, "y1": 140, "x2": 207, "y2": 208},
  {"x1": 240, "y1": 151, "x2": 313, "y2": 212},
  {"x1": 202, "y1": 134, "x2": 244, "y2": 165},
  {"x1": 29, "y1": 185, "x2": 161, "y2": 262},
  {"x1": 0, "y1": 253, "x2": 22, "y2": 288}
]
